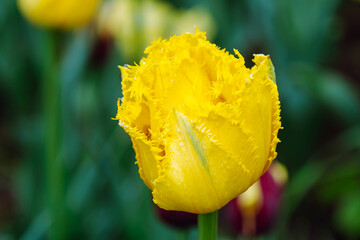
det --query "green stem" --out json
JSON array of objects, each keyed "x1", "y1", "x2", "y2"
[
  {"x1": 198, "y1": 211, "x2": 218, "y2": 240},
  {"x1": 43, "y1": 30, "x2": 66, "y2": 240}
]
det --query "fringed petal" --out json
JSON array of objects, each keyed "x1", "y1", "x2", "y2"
[{"x1": 114, "y1": 29, "x2": 281, "y2": 214}]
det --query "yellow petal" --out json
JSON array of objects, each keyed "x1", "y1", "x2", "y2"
[
  {"x1": 131, "y1": 136, "x2": 160, "y2": 190},
  {"x1": 152, "y1": 111, "x2": 252, "y2": 213}
]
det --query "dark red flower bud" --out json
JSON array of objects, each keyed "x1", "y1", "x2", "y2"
[
  {"x1": 90, "y1": 35, "x2": 113, "y2": 69},
  {"x1": 221, "y1": 162, "x2": 287, "y2": 237},
  {"x1": 154, "y1": 204, "x2": 197, "y2": 229}
]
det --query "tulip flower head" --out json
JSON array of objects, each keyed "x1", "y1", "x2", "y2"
[
  {"x1": 114, "y1": 29, "x2": 281, "y2": 214},
  {"x1": 17, "y1": 0, "x2": 100, "y2": 29}
]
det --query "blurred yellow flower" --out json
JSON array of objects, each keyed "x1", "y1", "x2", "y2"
[
  {"x1": 17, "y1": 0, "x2": 100, "y2": 29},
  {"x1": 96, "y1": 0, "x2": 216, "y2": 60},
  {"x1": 114, "y1": 29, "x2": 281, "y2": 214}
]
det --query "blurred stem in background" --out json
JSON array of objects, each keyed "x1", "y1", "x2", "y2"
[{"x1": 42, "y1": 30, "x2": 66, "y2": 240}]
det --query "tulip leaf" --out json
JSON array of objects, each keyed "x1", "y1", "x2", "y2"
[
  {"x1": 335, "y1": 190, "x2": 360, "y2": 237},
  {"x1": 20, "y1": 210, "x2": 51, "y2": 240},
  {"x1": 292, "y1": 64, "x2": 360, "y2": 125}
]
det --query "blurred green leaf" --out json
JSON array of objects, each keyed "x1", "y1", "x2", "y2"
[
  {"x1": 335, "y1": 190, "x2": 360, "y2": 237},
  {"x1": 292, "y1": 64, "x2": 360, "y2": 125},
  {"x1": 20, "y1": 211, "x2": 51, "y2": 240},
  {"x1": 316, "y1": 153, "x2": 360, "y2": 204},
  {"x1": 67, "y1": 158, "x2": 98, "y2": 212},
  {"x1": 279, "y1": 125, "x2": 360, "y2": 236}
]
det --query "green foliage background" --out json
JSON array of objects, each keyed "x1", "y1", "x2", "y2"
[{"x1": 0, "y1": 0, "x2": 360, "y2": 239}]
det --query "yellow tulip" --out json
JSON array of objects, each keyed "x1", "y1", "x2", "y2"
[
  {"x1": 114, "y1": 29, "x2": 282, "y2": 214},
  {"x1": 17, "y1": 0, "x2": 100, "y2": 29}
]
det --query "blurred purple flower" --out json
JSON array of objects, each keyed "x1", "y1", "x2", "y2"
[
  {"x1": 154, "y1": 204, "x2": 197, "y2": 229},
  {"x1": 221, "y1": 162, "x2": 287, "y2": 237}
]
